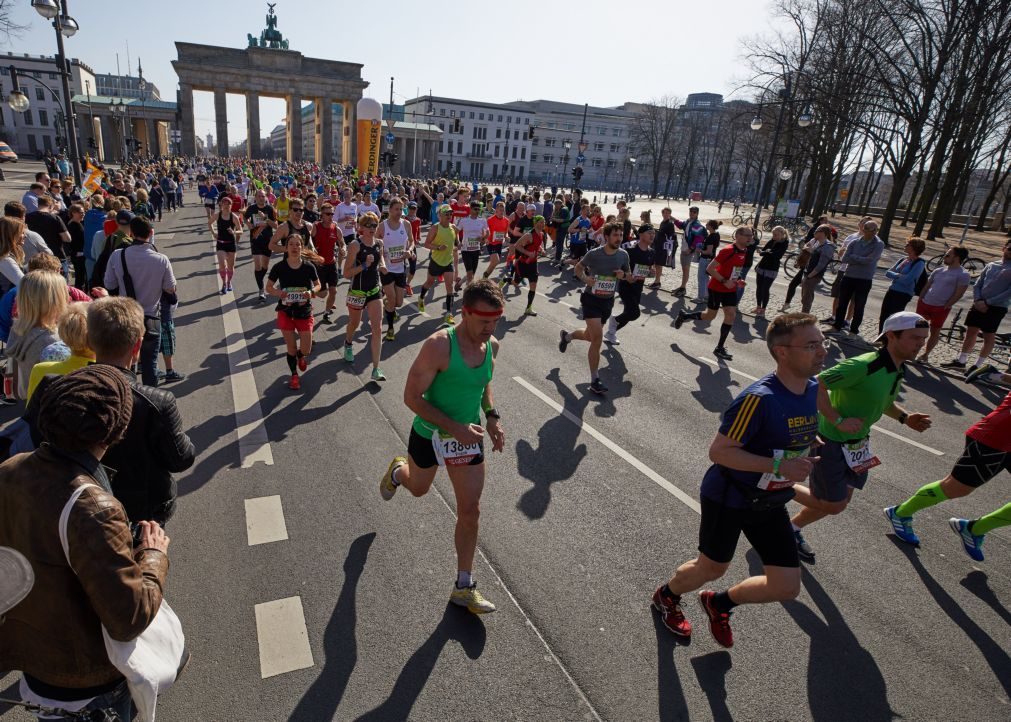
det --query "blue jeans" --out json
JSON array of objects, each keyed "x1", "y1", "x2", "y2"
[
  {"x1": 696, "y1": 257, "x2": 710, "y2": 299},
  {"x1": 140, "y1": 318, "x2": 162, "y2": 387},
  {"x1": 28, "y1": 679, "x2": 132, "y2": 721}
]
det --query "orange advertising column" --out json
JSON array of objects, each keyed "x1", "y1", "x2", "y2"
[{"x1": 356, "y1": 98, "x2": 382, "y2": 176}]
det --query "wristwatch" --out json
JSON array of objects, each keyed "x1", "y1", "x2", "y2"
[
  {"x1": 485, "y1": 408, "x2": 501, "y2": 420},
  {"x1": 898, "y1": 412, "x2": 909, "y2": 426}
]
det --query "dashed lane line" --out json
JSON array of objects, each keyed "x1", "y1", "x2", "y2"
[
  {"x1": 244, "y1": 495, "x2": 289, "y2": 546},
  {"x1": 254, "y1": 596, "x2": 314, "y2": 679}
]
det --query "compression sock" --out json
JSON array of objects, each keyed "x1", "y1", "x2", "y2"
[
  {"x1": 456, "y1": 570, "x2": 473, "y2": 589},
  {"x1": 718, "y1": 323, "x2": 733, "y2": 347},
  {"x1": 712, "y1": 590, "x2": 738, "y2": 614},
  {"x1": 591, "y1": 370, "x2": 599, "y2": 382},
  {"x1": 385, "y1": 310, "x2": 395, "y2": 329},
  {"x1": 527, "y1": 290, "x2": 536, "y2": 307},
  {"x1": 895, "y1": 480, "x2": 948, "y2": 517},
  {"x1": 286, "y1": 354, "x2": 297, "y2": 374},
  {"x1": 969, "y1": 501, "x2": 1011, "y2": 535},
  {"x1": 254, "y1": 269, "x2": 267, "y2": 291},
  {"x1": 446, "y1": 293, "x2": 455, "y2": 313}
]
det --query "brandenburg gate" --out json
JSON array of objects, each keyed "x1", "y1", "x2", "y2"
[{"x1": 172, "y1": 5, "x2": 367, "y2": 162}]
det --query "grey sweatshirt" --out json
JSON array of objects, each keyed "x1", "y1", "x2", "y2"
[
  {"x1": 5, "y1": 326, "x2": 60, "y2": 400},
  {"x1": 841, "y1": 236, "x2": 885, "y2": 280}
]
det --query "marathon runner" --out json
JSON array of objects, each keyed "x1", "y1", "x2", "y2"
[
  {"x1": 311, "y1": 202, "x2": 345, "y2": 323},
  {"x1": 342, "y1": 212, "x2": 387, "y2": 382},
  {"x1": 456, "y1": 201, "x2": 488, "y2": 288},
  {"x1": 335, "y1": 189, "x2": 358, "y2": 251},
  {"x1": 275, "y1": 186, "x2": 291, "y2": 224},
  {"x1": 790, "y1": 311, "x2": 932, "y2": 562},
  {"x1": 512, "y1": 214, "x2": 547, "y2": 317},
  {"x1": 481, "y1": 201, "x2": 510, "y2": 280},
  {"x1": 377, "y1": 198, "x2": 415, "y2": 342},
  {"x1": 404, "y1": 201, "x2": 422, "y2": 296},
  {"x1": 209, "y1": 196, "x2": 243, "y2": 295},
  {"x1": 885, "y1": 370, "x2": 1011, "y2": 561},
  {"x1": 418, "y1": 205, "x2": 459, "y2": 325},
  {"x1": 558, "y1": 221, "x2": 631, "y2": 395},
  {"x1": 379, "y1": 279, "x2": 506, "y2": 614},
  {"x1": 564, "y1": 205, "x2": 592, "y2": 271},
  {"x1": 265, "y1": 232, "x2": 321, "y2": 390},
  {"x1": 674, "y1": 225, "x2": 752, "y2": 361},
  {"x1": 653, "y1": 208, "x2": 677, "y2": 290},
  {"x1": 268, "y1": 198, "x2": 313, "y2": 256},
  {"x1": 243, "y1": 189, "x2": 278, "y2": 302},
  {"x1": 605, "y1": 224, "x2": 656, "y2": 345},
  {"x1": 652, "y1": 313, "x2": 825, "y2": 647},
  {"x1": 501, "y1": 202, "x2": 533, "y2": 289}
]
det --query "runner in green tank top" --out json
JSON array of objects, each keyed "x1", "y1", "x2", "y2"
[
  {"x1": 417, "y1": 204, "x2": 460, "y2": 326},
  {"x1": 379, "y1": 279, "x2": 506, "y2": 615}
]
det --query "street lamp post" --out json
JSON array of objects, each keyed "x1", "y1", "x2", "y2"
[
  {"x1": 628, "y1": 157, "x2": 636, "y2": 196},
  {"x1": 561, "y1": 139, "x2": 571, "y2": 192},
  {"x1": 31, "y1": 0, "x2": 83, "y2": 188}
]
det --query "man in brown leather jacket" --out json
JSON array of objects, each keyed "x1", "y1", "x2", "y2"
[{"x1": 0, "y1": 365, "x2": 171, "y2": 721}]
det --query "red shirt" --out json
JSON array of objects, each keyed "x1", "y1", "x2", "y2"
[
  {"x1": 517, "y1": 230, "x2": 544, "y2": 264},
  {"x1": 707, "y1": 245, "x2": 747, "y2": 292},
  {"x1": 313, "y1": 223, "x2": 339, "y2": 265},
  {"x1": 967, "y1": 391, "x2": 1011, "y2": 452},
  {"x1": 408, "y1": 217, "x2": 421, "y2": 243}
]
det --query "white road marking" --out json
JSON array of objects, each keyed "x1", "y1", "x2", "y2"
[
  {"x1": 699, "y1": 358, "x2": 944, "y2": 456},
  {"x1": 513, "y1": 375, "x2": 701, "y2": 514},
  {"x1": 217, "y1": 287, "x2": 274, "y2": 468},
  {"x1": 536, "y1": 290, "x2": 575, "y2": 309},
  {"x1": 254, "y1": 596, "x2": 314, "y2": 678},
  {"x1": 244, "y1": 495, "x2": 289, "y2": 546}
]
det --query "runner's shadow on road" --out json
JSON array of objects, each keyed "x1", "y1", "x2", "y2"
[
  {"x1": 353, "y1": 603, "x2": 486, "y2": 722},
  {"x1": 670, "y1": 345, "x2": 738, "y2": 413},
  {"x1": 691, "y1": 652, "x2": 734, "y2": 722},
  {"x1": 887, "y1": 537, "x2": 1011, "y2": 698},
  {"x1": 960, "y1": 570, "x2": 1011, "y2": 627},
  {"x1": 288, "y1": 533, "x2": 374, "y2": 722},
  {"x1": 651, "y1": 610, "x2": 691, "y2": 722},
  {"x1": 515, "y1": 368, "x2": 589, "y2": 520}
]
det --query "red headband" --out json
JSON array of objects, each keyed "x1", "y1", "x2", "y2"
[{"x1": 463, "y1": 305, "x2": 503, "y2": 318}]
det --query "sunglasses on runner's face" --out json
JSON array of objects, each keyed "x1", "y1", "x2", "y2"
[
  {"x1": 291, "y1": 207, "x2": 304, "y2": 212},
  {"x1": 361, "y1": 223, "x2": 378, "y2": 229}
]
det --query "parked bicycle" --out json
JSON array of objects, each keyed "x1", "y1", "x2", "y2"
[{"x1": 924, "y1": 239, "x2": 986, "y2": 280}]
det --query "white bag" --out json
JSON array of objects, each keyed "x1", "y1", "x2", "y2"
[{"x1": 59, "y1": 484, "x2": 185, "y2": 722}]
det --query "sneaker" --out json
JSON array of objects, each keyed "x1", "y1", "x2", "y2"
[
  {"x1": 794, "y1": 529, "x2": 816, "y2": 563},
  {"x1": 940, "y1": 359, "x2": 967, "y2": 370},
  {"x1": 965, "y1": 362, "x2": 998, "y2": 384},
  {"x1": 949, "y1": 518, "x2": 985, "y2": 562},
  {"x1": 404, "y1": 285, "x2": 414, "y2": 297},
  {"x1": 225, "y1": 283, "x2": 233, "y2": 292},
  {"x1": 297, "y1": 354, "x2": 308, "y2": 372},
  {"x1": 393, "y1": 310, "x2": 401, "y2": 323},
  {"x1": 163, "y1": 370, "x2": 186, "y2": 382},
  {"x1": 384, "y1": 329, "x2": 395, "y2": 342},
  {"x1": 673, "y1": 287, "x2": 686, "y2": 297},
  {"x1": 558, "y1": 329, "x2": 570, "y2": 353},
  {"x1": 651, "y1": 586, "x2": 692, "y2": 638},
  {"x1": 445, "y1": 313, "x2": 456, "y2": 325},
  {"x1": 371, "y1": 367, "x2": 387, "y2": 382},
  {"x1": 219, "y1": 286, "x2": 227, "y2": 295},
  {"x1": 698, "y1": 591, "x2": 734, "y2": 648},
  {"x1": 713, "y1": 346, "x2": 733, "y2": 361},
  {"x1": 0, "y1": 395, "x2": 16, "y2": 406},
  {"x1": 450, "y1": 582, "x2": 497, "y2": 614},
  {"x1": 778, "y1": 303, "x2": 790, "y2": 312},
  {"x1": 589, "y1": 378, "x2": 608, "y2": 395},
  {"x1": 603, "y1": 331, "x2": 620, "y2": 345},
  {"x1": 883, "y1": 506, "x2": 920, "y2": 546},
  {"x1": 820, "y1": 316, "x2": 835, "y2": 324},
  {"x1": 380, "y1": 456, "x2": 406, "y2": 501},
  {"x1": 288, "y1": 374, "x2": 301, "y2": 391},
  {"x1": 343, "y1": 344, "x2": 354, "y2": 363},
  {"x1": 322, "y1": 311, "x2": 332, "y2": 324},
  {"x1": 524, "y1": 306, "x2": 538, "y2": 316},
  {"x1": 649, "y1": 282, "x2": 662, "y2": 290},
  {"x1": 674, "y1": 311, "x2": 687, "y2": 330},
  {"x1": 258, "y1": 291, "x2": 266, "y2": 302}
]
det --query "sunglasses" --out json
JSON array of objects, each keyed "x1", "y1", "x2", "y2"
[
  {"x1": 361, "y1": 223, "x2": 378, "y2": 229},
  {"x1": 291, "y1": 208, "x2": 304, "y2": 212}
]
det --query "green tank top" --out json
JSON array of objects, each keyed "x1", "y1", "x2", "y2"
[
  {"x1": 412, "y1": 327, "x2": 493, "y2": 440},
  {"x1": 431, "y1": 223, "x2": 457, "y2": 267}
]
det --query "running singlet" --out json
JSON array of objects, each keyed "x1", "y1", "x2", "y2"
[
  {"x1": 431, "y1": 224, "x2": 457, "y2": 267},
  {"x1": 408, "y1": 217, "x2": 422, "y2": 244},
  {"x1": 313, "y1": 223, "x2": 339, "y2": 265},
  {"x1": 966, "y1": 390, "x2": 1011, "y2": 452},
  {"x1": 700, "y1": 373, "x2": 819, "y2": 509},
  {"x1": 335, "y1": 202, "x2": 357, "y2": 237},
  {"x1": 517, "y1": 230, "x2": 544, "y2": 264},
  {"x1": 215, "y1": 213, "x2": 238, "y2": 243},
  {"x1": 244, "y1": 204, "x2": 276, "y2": 245},
  {"x1": 456, "y1": 217, "x2": 487, "y2": 252},
  {"x1": 486, "y1": 216, "x2": 509, "y2": 248},
  {"x1": 350, "y1": 240, "x2": 383, "y2": 292},
  {"x1": 818, "y1": 350, "x2": 904, "y2": 442},
  {"x1": 382, "y1": 219, "x2": 408, "y2": 273},
  {"x1": 411, "y1": 326, "x2": 493, "y2": 440},
  {"x1": 268, "y1": 258, "x2": 318, "y2": 315},
  {"x1": 285, "y1": 220, "x2": 311, "y2": 247},
  {"x1": 275, "y1": 197, "x2": 290, "y2": 222},
  {"x1": 707, "y1": 245, "x2": 747, "y2": 292},
  {"x1": 570, "y1": 217, "x2": 591, "y2": 246}
]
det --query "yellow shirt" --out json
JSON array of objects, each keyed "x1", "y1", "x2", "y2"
[
  {"x1": 26, "y1": 355, "x2": 93, "y2": 401},
  {"x1": 275, "y1": 197, "x2": 290, "y2": 223}
]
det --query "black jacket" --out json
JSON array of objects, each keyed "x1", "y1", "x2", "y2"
[{"x1": 26, "y1": 365, "x2": 195, "y2": 524}]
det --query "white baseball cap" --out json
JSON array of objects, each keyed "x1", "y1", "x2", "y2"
[{"x1": 873, "y1": 311, "x2": 929, "y2": 343}]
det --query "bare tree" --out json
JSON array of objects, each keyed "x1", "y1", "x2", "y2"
[
  {"x1": 0, "y1": 0, "x2": 28, "y2": 45},
  {"x1": 628, "y1": 96, "x2": 680, "y2": 197}
]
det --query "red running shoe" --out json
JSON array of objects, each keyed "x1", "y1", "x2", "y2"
[
  {"x1": 698, "y1": 590, "x2": 733, "y2": 648},
  {"x1": 651, "y1": 586, "x2": 692, "y2": 638},
  {"x1": 405, "y1": 286, "x2": 414, "y2": 297},
  {"x1": 297, "y1": 354, "x2": 308, "y2": 372},
  {"x1": 289, "y1": 374, "x2": 301, "y2": 390}
]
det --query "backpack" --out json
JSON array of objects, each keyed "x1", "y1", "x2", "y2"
[{"x1": 914, "y1": 267, "x2": 929, "y2": 296}]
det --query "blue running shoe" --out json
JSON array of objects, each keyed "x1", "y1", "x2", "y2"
[
  {"x1": 949, "y1": 518, "x2": 984, "y2": 562},
  {"x1": 883, "y1": 506, "x2": 920, "y2": 546}
]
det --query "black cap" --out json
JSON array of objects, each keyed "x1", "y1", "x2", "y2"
[{"x1": 638, "y1": 224, "x2": 655, "y2": 236}]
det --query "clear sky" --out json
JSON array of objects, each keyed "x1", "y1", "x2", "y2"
[{"x1": 3, "y1": 0, "x2": 776, "y2": 145}]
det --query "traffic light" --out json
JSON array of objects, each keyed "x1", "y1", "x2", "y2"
[
  {"x1": 572, "y1": 166, "x2": 584, "y2": 182},
  {"x1": 390, "y1": 152, "x2": 399, "y2": 166}
]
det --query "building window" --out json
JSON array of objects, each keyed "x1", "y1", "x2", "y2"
[
  {"x1": 450, "y1": 109, "x2": 455, "y2": 117},
  {"x1": 607, "y1": 159, "x2": 616, "y2": 168},
  {"x1": 591, "y1": 158, "x2": 602, "y2": 167},
  {"x1": 543, "y1": 154, "x2": 553, "y2": 164},
  {"x1": 525, "y1": 118, "x2": 530, "y2": 125},
  {"x1": 439, "y1": 141, "x2": 444, "y2": 153},
  {"x1": 23, "y1": 110, "x2": 32, "y2": 126},
  {"x1": 48, "y1": 72, "x2": 56, "y2": 80},
  {"x1": 497, "y1": 115, "x2": 502, "y2": 122},
  {"x1": 521, "y1": 148, "x2": 526, "y2": 160},
  {"x1": 548, "y1": 122, "x2": 556, "y2": 129},
  {"x1": 530, "y1": 153, "x2": 538, "y2": 162},
  {"x1": 39, "y1": 110, "x2": 48, "y2": 127},
  {"x1": 494, "y1": 146, "x2": 499, "y2": 157},
  {"x1": 479, "y1": 112, "x2": 484, "y2": 120},
  {"x1": 544, "y1": 138, "x2": 556, "y2": 147},
  {"x1": 612, "y1": 128, "x2": 620, "y2": 136},
  {"x1": 565, "y1": 123, "x2": 575, "y2": 130},
  {"x1": 469, "y1": 111, "x2": 474, "y2": 119},
  {"x1": 439, "y1": 122, "x2": 445, "y2": 131},
  {"x1": 594, "y1": 142, "x2": 604, "y2": 152},
  {"x1": 27, "y1": 134, "x2": 37, "y2": 153},
  {"x1": 35, "y1": 87, "x2": 44, "y2": 101},
  {"x1": 598, "y1": 126, "x2": 607, "y2": 135},
  {"x1": 496, "y1": 128, "x2": 501, "y2": 139},
  {"x1": 457, "y1": 141, "x2": 463, "y2": 154}
]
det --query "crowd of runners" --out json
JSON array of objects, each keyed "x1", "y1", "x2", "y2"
[{"x1": 2, "y1": 155, "x2": 1010, "y2": 716}]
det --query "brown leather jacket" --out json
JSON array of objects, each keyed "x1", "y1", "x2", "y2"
[{"x1": 0, "y1": 444, "x2": 170, "y2": 689}]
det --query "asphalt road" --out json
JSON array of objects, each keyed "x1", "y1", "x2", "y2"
[{"x1": 1, "y1": 195, "x2": 1009, "y2": 722}]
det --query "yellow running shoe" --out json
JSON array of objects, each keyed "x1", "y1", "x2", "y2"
[
  {"x1": 445, "y1": 313, "x2": 456, "y2": 325},
  {"x1": 380, "y1": 456, "x2": 406, "y2": 501},
  {"x1": 450, "y1": 583, "x2": 497, "y2": 614}
]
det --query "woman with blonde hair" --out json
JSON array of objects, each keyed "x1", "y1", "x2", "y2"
[
  {"x1": 5, "y1": 270, "x2": 68, "y2": 399},
  {"x1": 26, "y1": 302, "x2": 93, "y2": 400},
  {"x1": 0, "y1": 217, "x2": 26, "y2": 294}
]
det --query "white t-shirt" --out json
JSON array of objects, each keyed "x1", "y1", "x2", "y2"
[
  {"x1": 455, "y1": 216, "x2": 488, "y2": 252},
  {"x1": 335, "y1": 202, "x2": 357, "y2": 237},
  {"x1": 922, "y1": 264, "x2": 970, "y2": 307}
]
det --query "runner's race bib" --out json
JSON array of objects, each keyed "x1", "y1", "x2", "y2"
[
  {"x1": 388, "y1": 245, "x2": 405, "y2": 262},
  {"x1": 285, "y1": 287, "x2": 310, "y2": 305},
  {"x1": 758, "y1": 447, "x2": 810, "y2": 490},
  {"x1": 465, "y1": 236, "x2": 482, "y2": 252},
  {"x1": 346, "y1": 289, "x2": 367, "y2": 310},
  {"x1": 579, "y1": 229, "x2": 588, "y2": 241},
  {"x1": 664, "y1": 240, "x2": 674, "y2": 252},
  {"x1": 843, "y1": 439, "x2": 881, "y2": 474},
  {"x1": 432, "y1": 431, "x2": 481, "y2": 467},
  {"x1": 633, "y1": 263, "x2": 651, "y2": 281},
  {"x1": 342, "y1": 219, "x2": 355, "y2": 232},
  {"x1": 593, "y1": 275, "x2": 617, "y2": 296},
  {"x1": 492, "y1": 231, "x2": 506, "y2": 243},
  {"x1": 730, "y1": 265, "x2": 744, "y2": 281}
]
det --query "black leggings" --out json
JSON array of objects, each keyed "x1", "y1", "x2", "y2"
[
  {"x1": 615, "y1": 281, "x2": 644, "y2": 329},
  {"x1": 755, "y1": 273, "x2": 776, "y2": 309},
  {"x1": 784, "y1": 270, "x2": 805, "y2": 306},
  {"x1": 878, "y1": 290, "x2": 912, "y2": 332}
]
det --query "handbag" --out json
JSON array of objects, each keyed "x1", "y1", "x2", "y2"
[
  {"x1": 794, "y1": 248, "x2": 812, "y2": 269},
  {"x1": 59, "y1": 484, "x2": 185, "y2": 722}
]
